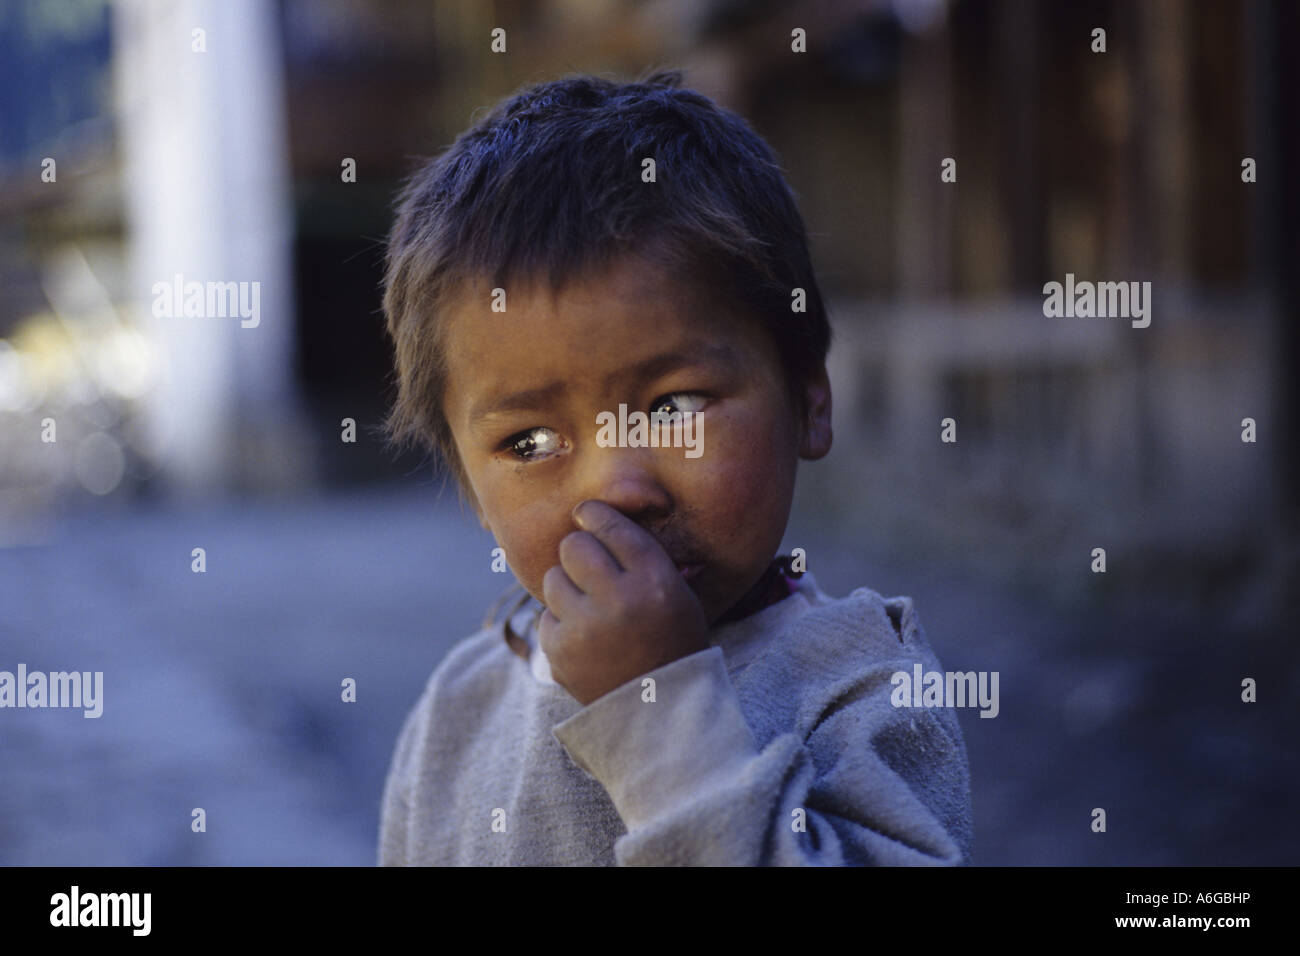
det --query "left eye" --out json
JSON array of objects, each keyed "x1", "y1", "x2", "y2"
[
  {"x1": 649, "y1": 393, "x2": 706, "y2": 418},
  {"x1": 503, "y1": 427, "x2": 565, "y2": 462}
]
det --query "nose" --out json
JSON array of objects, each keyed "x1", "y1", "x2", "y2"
[{"x1": 574, "y1": 442, "x2": 673, "y2": 526}]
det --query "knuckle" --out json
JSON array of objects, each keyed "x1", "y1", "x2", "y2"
[
  {"x1": 620, "y1": 575, "x2": 664, "y2": 611},
  {"x1": 629, "y1": 536, "x2": 657, "y2": 563},
  {"x1": 542, "y1": 565, "x2": 565, "y2": 590},
  {"x1": 558, "y1": 530, "x2": 591, "y2": 560},
  {"x1": 537, "y1": 608, "x2": 560, "y2": 645},
  {"x1": 557, "y1": 533, "x2": 576, "y2": 559},
  {"x1": 580, "y1": 503, "x2": 619, "y2": 537}
]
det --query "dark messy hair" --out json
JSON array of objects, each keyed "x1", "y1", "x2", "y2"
[{"x1": 381, "y1": 68, "x2": 831, "y2": 501}]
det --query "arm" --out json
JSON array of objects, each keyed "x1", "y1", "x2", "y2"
[
  {"x1": 553, "y1": 645, "x2": 970, "y2": 866},
  {"x1": 376, "y1": 697, "x2": 425, "y2": 866}
]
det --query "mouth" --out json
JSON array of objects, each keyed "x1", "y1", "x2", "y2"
[{"x1": 674, "y1": 561, "x2": 704, "y2": 581}]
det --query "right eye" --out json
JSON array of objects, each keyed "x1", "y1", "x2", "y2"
[{"x1": 501, "y1": 427, "x2": 566, "y2": 462}]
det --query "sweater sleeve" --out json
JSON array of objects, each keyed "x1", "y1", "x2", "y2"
[{"x1": 551, "y1": 644, "x2": 970, "y2": 866}]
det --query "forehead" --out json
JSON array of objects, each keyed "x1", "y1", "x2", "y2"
[
  {"x1": 440, "y1": 254, "x2": 769, "y2": 404},
  {"x1": 450, "y1": 253, "x2": 713, "y2": 343}
]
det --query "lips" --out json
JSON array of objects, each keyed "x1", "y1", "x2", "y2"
[
  {"x1": 659, "y1": 535, "x2": 704, "y2": 581},
  {"x1": 674, "y1": 561, "x2": 704, "y2": 581}
]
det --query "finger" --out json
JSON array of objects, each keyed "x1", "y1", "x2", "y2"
[
  {"x1": 557, "y1": 529, "x2": 622, "y2": 590},
  {"x1": 536, "y1": 606, "x2": 563, "y2": 657},
  {"x1": 570, "y1": 500, "x2": 665, "y2": 573},
  {"x1": 541, "y1": 563, "x2": 585, "y2": 620}
]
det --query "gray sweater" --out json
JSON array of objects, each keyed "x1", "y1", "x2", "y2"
[{"x1": 378, "y1": 572, "x2": 973, "y2": 865}]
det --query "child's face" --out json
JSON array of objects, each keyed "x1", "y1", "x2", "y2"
[{"x1": 440, "y1": 253, "x2": 831, "y2": 627}]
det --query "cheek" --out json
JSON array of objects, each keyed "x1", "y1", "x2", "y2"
[
  {"x1": 481, "y1": 485, "x2": 570, "y2": 596},
  {"x1": 688, "y1": 402, "x2": 798, "y2": 550}
]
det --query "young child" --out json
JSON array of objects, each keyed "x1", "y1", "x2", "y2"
[{"x1": 377, "y1": 70, "x2": 973, "y2": 865}]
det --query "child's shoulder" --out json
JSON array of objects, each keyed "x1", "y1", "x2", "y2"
[
  {"x1": 782, "y1": 573, "x2": 935, "y2": 660},
  {"x1": 387, "y1": 617, "x2": 533, "y2": 773},
  {"x1": 721, "y1": 574, "x2": 950, "y2": 731},
  {"x1": 414, "y1": 617, "x2": 523, "y2": 706}
]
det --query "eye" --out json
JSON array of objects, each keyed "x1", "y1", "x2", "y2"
[
  {"x1": 649, "y1": 392, "x2": 707, "y2": 419},
  {"x1": 501, "y1": 427, "x2": 566, "y2": 462}
]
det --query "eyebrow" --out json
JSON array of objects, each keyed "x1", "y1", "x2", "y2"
[{"x1": 466, "y1": 343, "x2": 742, "y2": 429}]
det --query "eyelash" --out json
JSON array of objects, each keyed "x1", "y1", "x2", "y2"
[{"x1": 498, "y1": 392, "x2": 707, "y2": 463}]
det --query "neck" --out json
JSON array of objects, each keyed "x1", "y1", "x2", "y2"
[{"x1": 712, "y1": 557, "x2": 793, "y2": 628}]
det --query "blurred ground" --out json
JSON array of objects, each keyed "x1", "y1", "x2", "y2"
[{"x1": 1, "y1": 482, "x2": 1296, "y2": 865}]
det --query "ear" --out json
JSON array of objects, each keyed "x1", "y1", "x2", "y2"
[{"x1": 797, "y1": 365, "x2": 832, "y2": 460}]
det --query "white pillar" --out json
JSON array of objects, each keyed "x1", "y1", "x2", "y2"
[{"x1": 114, "y1": 0, "x2": 297, "y2": 495}]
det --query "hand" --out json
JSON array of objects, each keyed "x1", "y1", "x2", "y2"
[{"x1": 538, "y1": 500, "x2": 711, "y2": 706}]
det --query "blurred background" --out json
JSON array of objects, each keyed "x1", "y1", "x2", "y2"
[{"x1": 1, "y1": 0, "x2": 1296, "y2": 865}]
